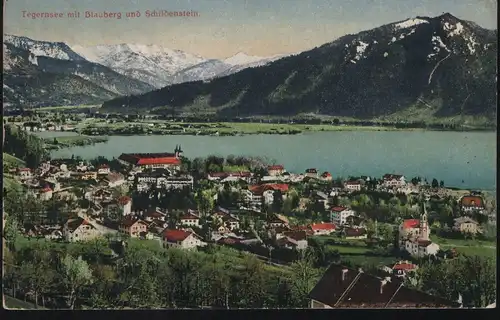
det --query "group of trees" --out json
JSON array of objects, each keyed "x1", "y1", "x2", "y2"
[
  {"x1": 3, "y1": 124, "x2": 49, "y2": 168},
  {"x1": 3, "y1": 239, "x2": 320, "y2": 309},
  {"x1": 406, "y1": 255, "x2": 496, "y2": 308}
]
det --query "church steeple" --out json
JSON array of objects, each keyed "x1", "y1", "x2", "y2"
[{"x1": 420, "y1": 202, "x2": 429, "y2": 241}]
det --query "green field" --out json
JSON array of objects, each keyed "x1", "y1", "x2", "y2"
[
  {"x1": 3, "y1": 153, "x2": 25, "y2": 167},
  {"x1": 3, "y1": 294, "x2": 48, "y2": 309},
  {"x1": 430, "y1": 235, "x2": 496, "y2": 258}
]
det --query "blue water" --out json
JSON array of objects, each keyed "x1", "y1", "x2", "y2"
[{"x1": 40, "y1": 131, "x2": 496, "y2": 190}]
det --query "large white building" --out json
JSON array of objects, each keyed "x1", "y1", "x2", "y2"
[
  {"x1": 162, "y1": 229, "x2": 206, "y2": 250},
  {"x1": 330, "y1": 207, "x2": 356, "y2": 226}
]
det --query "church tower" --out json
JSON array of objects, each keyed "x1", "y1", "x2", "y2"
[{"x1": 420, "y1": 203, "x2": 429, "y2": 241}]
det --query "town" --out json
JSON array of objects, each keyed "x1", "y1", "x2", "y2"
[{"x1": 3, "y1": 143, "x2": 496, "y2": 309}]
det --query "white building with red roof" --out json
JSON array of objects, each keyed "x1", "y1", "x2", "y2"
[
  {"x1": 310, "y1": 223, "x2": 336, "y2": 236},
  {"x1": 63, "y1": 217, "x2": 101, "y2": 242},
  {"x1": 344, "y1": 180, "x2": 362, "y2": 192},
  {"x1": 118, "y1": 148, "x2": 182, "y2": 170},
  {"x1": 97, "y1": 164, "x2": 111, "y2": 175},
  {"x1": 268, "y1": 165, "x2": 285, "y2": 176},
  {"x1": 162, "y1": 229, "x2": 206, "y2": 250},
  {"x1": 459, "y1": 195, "x2": 485, "y2": 213},
  {"x1": 39, "y1": 186, "x2": 53, "y2": 201}
]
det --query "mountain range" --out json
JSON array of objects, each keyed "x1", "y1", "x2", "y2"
[
  {"x1": 101, "y1": 13, "x2": 497, "y2": 125},
  {"x1": 3, "y1": 36, "x2": 288, "y2": 107}
]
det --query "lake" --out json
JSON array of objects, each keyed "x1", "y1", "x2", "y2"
[{"x1": 38, "y1": 131, "x2": 496, "y2": 190}]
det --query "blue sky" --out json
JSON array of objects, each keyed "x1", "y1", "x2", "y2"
[{"x1": 4, "y1": 0, "x2": 497, "y2": 58}]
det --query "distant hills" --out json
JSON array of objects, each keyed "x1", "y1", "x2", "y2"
[{"x1": 101, "y1": 13, "x2": 497, "y2": 125}]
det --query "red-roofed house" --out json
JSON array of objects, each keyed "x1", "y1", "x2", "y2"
[
  {"x1": 39, "y1": 186, "x2": 53, "y2": 201},
  {"x1": 97, "y1": 164, "x2": 111, "y2": 175},
  {"x1": 310, "y1": 223, "x2": 336, "y2": 236},
  {"x1": 63, "y1": 217, "x2": 101, "y2": 242},
  {"x1": 398, "y1": 219, "x2": 423, "y2": 243},
  {"x1": 245, "y1": 184, "x2": 289, "y2": 207},
  {"x1": 179, "y1": 212, "x2": 200, "y2": 227},
  {"x1": 268, "y1": 165, "x2": 285, "y2": 176},
  {"x1": 117, "y1": 196, "x2": 132, "y2": 216},
  {"x1": 321, "y1": 172, "x2": 333, "y2": 181},
  {"x1": 162, "y1": 229, "x2": 206, "y2": 250},
  {"x1": 119, "y1": 217, "x2": 148, "y2": 238},
  {"x1": 459, "y1": 196, "x2": 485, "y2": 213},
  {"x1": 392, "y1": 261, "x2": 418, "y2": 278}
]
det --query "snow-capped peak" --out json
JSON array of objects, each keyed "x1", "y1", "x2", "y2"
[
  {"x1": 393, "y1": 18, "x2": 429, "y2": 30},
  {"x1": 223, "y1": 52, "x2": 267, "y2": 66},
  {"x1": 4, "y1": 34, "x2": 85, "y2": 61}
]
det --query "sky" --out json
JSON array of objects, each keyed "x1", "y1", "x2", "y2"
[{"x1": 3, "y1": 0, "x2": 497, "y2": 59}]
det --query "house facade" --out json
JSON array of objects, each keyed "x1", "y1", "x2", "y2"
[
  {"x1": 452, "y1": 217, "x2": 481, "y2": 234},
  {"x1": 179, "y1": 212, "x2": 201, "y2": 227},
  {"x1": 162, "y1": 229, "x2": 206, "y2": 250},
  {"x1": 382, "y1": 174, "x2": 406, "y2": 188},
  {"x1": 344, "y1": 181, "x2": 362, "y2": 192},
  {"x1": 330, "y1": 207, "x2": 356, "y2": 226},
  {"x1": 268, "y1": 165, "x2": 285, "y2": 176},
  {"x1": 63, "y1": 218, "x2": 101, "y2": 242},
  {"x1": 310, "y1": 223, "x2": 336, "y2": 235},
  {"x1": 459, "y1": 196, "x2": 485, "y2": 214},
  {"x1": 119, "y1": 217, "x2": 148, "y2": 238}
]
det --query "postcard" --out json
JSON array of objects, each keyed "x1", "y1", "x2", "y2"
[{"x1": 2, "y1": 0, "x2": 497, "y2": 310}]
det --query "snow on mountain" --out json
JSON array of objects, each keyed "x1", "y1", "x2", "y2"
[
  {"x1": 4, "y1": 34, "x2": 86, "y2": 61},
  {"x1": 171, "y1": 59, "x2": 231, "y2": 84},
  {"x1": 71, "y1": 43, "x2": 207, "y2": 88},
  {"x1": 393, "y1": 18, "x2": 429, "y2": 30},
  {"x1": 223, "y1": 52, "x2": 268, "y2": 66}
]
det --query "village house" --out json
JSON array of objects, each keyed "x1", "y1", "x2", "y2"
[
  {"x1": 313, "y1": 191, "x2": 331, "y2": 209},
  {"x1": 179, "y1": 212, "x2": 201, "y2": 227},
  {"x1": 344, "y1": 180, "x2": 362, "y2": 192},
  {"x1": 43, "y1": 228, "x2": 63, "y2": 240},
  {"x1": 276, "y1": 230, "x2": 309, "y2": 250},
  {"x1": 330, "y1": 207, "x2": 356, "y2": 226},
  {"x1": 244, "y1": 183, "x2": 289, "y2": 208},
  {"x1": 305, "y1": 168, "x2": 319, "y2": 178},
  {"x1": 142, "y1": 209, "x2": 167, "y2": 222},
  {"x1": 344, "y1": 227, "x2": 368, "y2": 240},
  {"x1": 268, "y1": 165, "x2": 285, "y2": 176},
  {"x1": 459, "y1": 195, "x2": 485, "y2": 214},
  {"x1": 310, "y1": 223, "x2": 336, "y2": 236},
  {"x1": 17, "y1": 168, "x2": 32, "y2": 179},
  {"x1": 308, "y1": 264, "x2": 460, "y2": 308},
  {"x1": 97, "y1": 164, "x2": 111, "y2": 175},
  {"x1": 118, "y1": 216, "x2": 148, "y2": 238},
  {"x1": 452, "y1": 217, "x2": 481, "y2": 235},
  {"x1": 76, "y1": 161, "x2": 90, "y2": 172},
  {"x1": 220, "y1": 214, "x2": 240, "y2": 231},
  {"x1": 380, "y1": 261, "x2": 418, "y2": 279},
  {"x1": 267, "y1": 213, "x2": 290, "y2": 228},
  {"x1": 382, "y1": 174, "x2": 407, "y2": 188},
  {"x1": 39, "y1": 186, "x2": 53, "y2": 201},
  {"x1": 321, "y1": 172, "x2": 333, "y2": 181},
  {"x1": 162, "y1": 229, "x2": 206, "y2": 250},
  {"x1": 63, "y1": 217, "x2": 101, "y2": 242},
  {"x1": 329, "y1": 186, "x2": 344, "y2": 197},
  {"x1": 117, "y1": 196, "x2": 133, "y2": 216}
]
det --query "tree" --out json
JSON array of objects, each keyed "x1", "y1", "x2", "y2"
[
  {"x1": 3, "y1": 216, "x2": 20, "y2": 252},
  {"x1": 431, "y1": 178, "x2": 439, "y2": 189},
  {"x1": 439, "y1": 180, "x2": 444, "y2": 188},
  {"x1": 290, "y1": 251, "x2": 319, "y2": 307},
  {"x1": 61, "y1": 255, "x2": 94, "y2": 309}
]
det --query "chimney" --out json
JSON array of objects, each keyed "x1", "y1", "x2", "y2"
[
  {"x1": 341, "y1": 268, "x2": 348, "y2": 281},
  {"x1": 380, "y1": 277, "x2": 391, "y2": 294},
  {"x1": 358, "y1": 268, "x2": 363, "y2": 273}
]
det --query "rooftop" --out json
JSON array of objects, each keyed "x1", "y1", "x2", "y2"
[{"x1": 309, "y1": 264, "x2": 460, "y2": 308}]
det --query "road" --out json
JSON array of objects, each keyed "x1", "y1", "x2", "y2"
[{"x1": 77, "y1": 210, "x2": 118, "y2": 235}]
